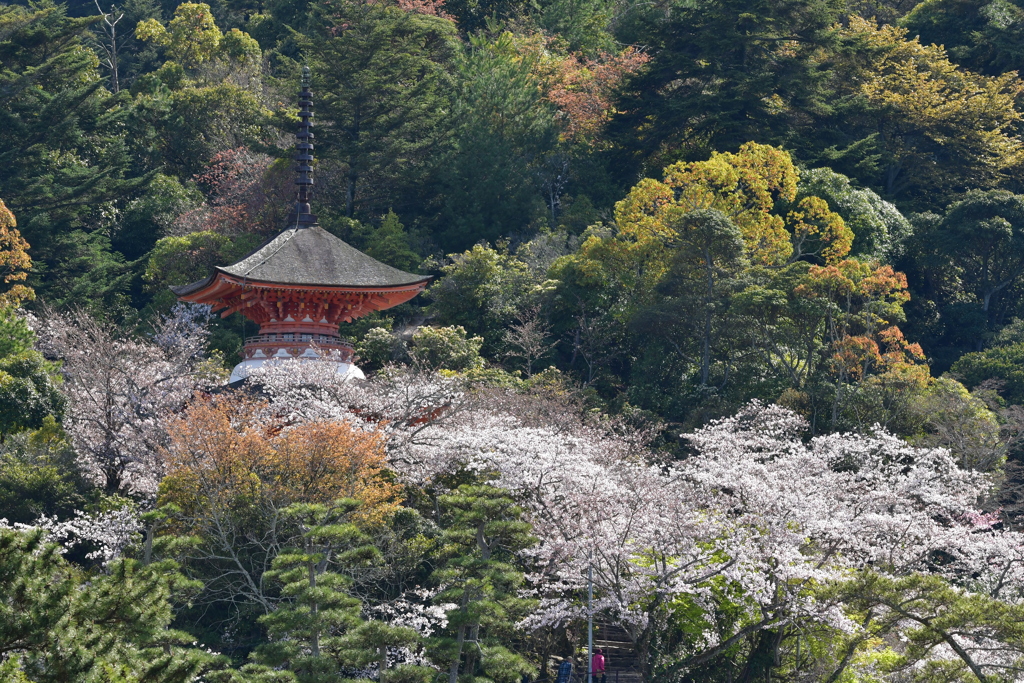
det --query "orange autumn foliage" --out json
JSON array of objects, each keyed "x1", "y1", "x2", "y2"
[
  {"x1": 795, "y1": 259, "x2": 925, "y2": 384},
  {"x1": 160, "y1": 393, "x2": 399, "y2": 527},
  {"x1": 499, "y1": 32, "x2": 648, "y2": 148},
  {"x1": 831, "y1": 327, "x2": 925, "y2": 382},
  {"x1": 545, "y1": 47, "x2": 649, "y2": 146}
]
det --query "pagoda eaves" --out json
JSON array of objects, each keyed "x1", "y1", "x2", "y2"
[{"x1": 172, "y1": 224, "x2": 431, "y2": 337}]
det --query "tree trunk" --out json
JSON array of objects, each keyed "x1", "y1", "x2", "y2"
[
  {"x1": 448, "y1": 589, "x2": 470, "y2": 683},
  {"x1": 309, "y1": 558, "x2": 320, "y2": 658},
  {"x1": 737, "y1": 630, "x2": 780, "y2": 683},
  {"x1": 701, "y1": 247, "x2": 715, "y2": 386},
  {"x1": 346, "y1": 171, "x2": 357, "y2": 218},
  {"x1": 464, "y1": 623, "x2": 481, "y2": 677},
  {"x1": 449, "y1": 622, "x2": 466, "y2": 683}
]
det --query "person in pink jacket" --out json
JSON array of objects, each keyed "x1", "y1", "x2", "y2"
[{"x1": 591, "y1": 648, "x2": 606, "y2": 683}]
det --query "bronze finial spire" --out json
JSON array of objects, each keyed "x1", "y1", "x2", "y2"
[{"x1": 292, "y1": 65, "x2": 316, "y2": 226}]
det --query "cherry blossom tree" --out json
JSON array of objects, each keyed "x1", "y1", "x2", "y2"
[
  {"x1": 251, "y1": 360, "x2": 473, "y2": 485},
  {"x1": 241, "y1": 358, "x2": 1024, "y2": 680},
  {"x1": 34, "y1": 304, "x2": 220, "y2": 495},
  {"x1": 1, "y1": 507, "x2": 142, "y2": 566},
  {"x1": 510, "y1": 401, "x2": 1024, "y2": 681}
]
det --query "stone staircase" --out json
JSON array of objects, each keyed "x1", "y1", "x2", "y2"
[{"x1": 588, "y1": 621, "x2": 642, "y2": 683}]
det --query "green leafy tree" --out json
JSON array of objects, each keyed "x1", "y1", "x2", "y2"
[
  {"x1": 902, "y1": 0, "x2": 1024, "y2": 76},
  {"x1": 797, "y1": 168, "x2": 912, "y2": 259},
  {"x1": 427, "y1": 484, "x2": 536, "y2": 683},
  {"x1": 144, "y1": 230, "x2": 236, "y2": 290},
  {"x1": 428, "y1": 244, "x2": 538, "y2": 357},
  {"x1": 927, "y1": 190, "x2": 1024, "y2": 346},
  {"x1": 300, "y1": 0, "x2": 459, "y2": 220},
  {"x1": 910, "y1": 375, "x2": 1005, "y2": 471},
  {"x1": 951, "y1": 341, "x2": 1024, "y2": 404},
  {"x1": 136, "y1": 3, "x2": 224, "y2": 69},
  {"x1": 0, "y1": 351, "x2": 65, "y2": 442},
  {"x1": 545, "y1": 145, "x2": 936, "y2": 429},
  {"x1": 356, "y1": 326, "x2": 405, "y2": 371},
  {"x1": 437, "y1": 31, "x2": 559, "y2": 251},
  {"x1": 816, "y1": 18, "x2": 1024, "y2": 199},
  {"x1": 0, "y1": 419, "x2": 90, "y2": 525},
  {"x1": 112, "y1": 174, "x2": 203, "y2": 261},
  {"x1": 409, "y1": 325, "x2": 485, "y2": 372},
  {"x1": 131, "y1": 3, "x2": 270, "y2": 179},
  {"x1": 0, "y1": 305, "x2": 34, "y2": 359},
  {"x1": 654, "y1": 209, "x2": 748, "y2": 388},
  {"x1": 136, "y1": 2, "x2": 262, "y2": 79},
  {"x1": 0, "y1": 301, "x2": 64, "y2": 443},
  {"x1": 136, "y1": 83, "x2": 271, "y2": 179},
  {"x1": 0, "y1": 3, "x2": 150, "y2": 307}
]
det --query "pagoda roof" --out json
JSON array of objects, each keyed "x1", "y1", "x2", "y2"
[{"x1": 172, "y1": 225, "x2": 430, "y2": 296}]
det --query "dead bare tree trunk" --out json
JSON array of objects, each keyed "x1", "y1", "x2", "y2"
[{"x1": 93, "y1": 0, "x2": 125, "y2": 93}]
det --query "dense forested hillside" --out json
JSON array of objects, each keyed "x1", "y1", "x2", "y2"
[
  {"x1": 7, "y1": 0, "x2": 1024, "y2": 680},
  {"x1": 7, "y1": 0, "x2": 1024, "y2": 432}
]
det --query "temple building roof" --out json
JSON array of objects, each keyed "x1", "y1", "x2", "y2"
[{"x1": 171, "y1": 225, "x2": 430, "y2": 297}]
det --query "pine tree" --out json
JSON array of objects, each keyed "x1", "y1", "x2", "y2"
[
  {"x1": 0, "y1": 527, "x2": 236, "y2": 682},
  {"x1": 609, "y1": 0, "x2": 843, "y2": 172},
  {"x1": 436, "y1": 32, "x2": 558, "y2": 252},
  {"x1": 350, "y1": 210, "x2": 423, "y2": 274},
  {"x1": 249, "y1": 499, "x2": 408, "y2": 683},
  {"x1": 0, "y1": 3, "x2": 148, "y2": 308},
  {"x1": 338, "y1": 620, "x2": 433, "y2": 683},
  {"x1": 427, "y1": 484, "x2": 536, "y2": 683},
  {"x1": 299, "y1": 0, "x2": 459, "y2": 221}
]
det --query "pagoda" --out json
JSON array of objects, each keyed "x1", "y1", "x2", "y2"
[{"x1": 172, "y1": 68, "x2": 430, "y2": 383}]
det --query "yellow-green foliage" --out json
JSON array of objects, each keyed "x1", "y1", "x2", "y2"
[{"x1": 137, "y1": 3, "x2": 224, "y2": 68}]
